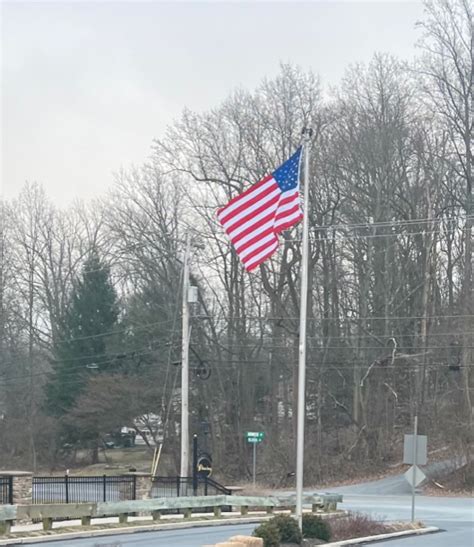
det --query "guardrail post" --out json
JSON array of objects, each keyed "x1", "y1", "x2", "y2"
[
  {"x1": 151, "y1": 510, "x2": 161, "y2": 521},
  {"x1": 183, "y1": 508, "x2": 192, "y2": 519},
  {"x1": 81, "y1": 516, "x2": 91, "y2": 526},
  {"x1": 213, "y1": 506, "x2": 221, "y2": 518},
  {"x1": 42, "y1": 517, "x2": 53, "y2": 531},
  {"x1": 0, "y1": 521, "x2": 12, "y2": 535},
  {"x1": 240, "y1": 505, "x2": 248, "y2": 516},
  {"x1": 118, "y1": 513, "x2": 128, "y2": 524}
]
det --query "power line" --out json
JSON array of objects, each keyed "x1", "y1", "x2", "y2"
[
  {"x1": 52, "y1": 317, "x2": 177, "y2": 344},
  {"x1": 298, "y1": 224, "x2": 469, "y2": 242},
  {"x1": 223, "y1": 313, "x2": 474, "y2": 322},
  {"x1": 315, "y1": 215, "x2": 473, "y2": 231},
  {"x1": 1, "y1": 358, "x2": 471, "y2": 389}
]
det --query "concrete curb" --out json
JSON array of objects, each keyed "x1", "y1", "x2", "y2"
[
  {"x1": 0, "y1": 520, "x2": 440, "y2": 546},
  {"x1": 323, "y1": 525, "x2": 440, "y2": 546}
]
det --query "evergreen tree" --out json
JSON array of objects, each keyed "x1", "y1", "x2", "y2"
[{"x1": 47, "y1": 252, "x2": 119, "y2": 415}]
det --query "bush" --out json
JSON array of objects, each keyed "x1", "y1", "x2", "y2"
[
  {"x1": 330, "y1": 512, "x2": 388, "y2": 542},
  {"x1": 302, "y1": 514, "x2": 331, "y2": 541},
  {"x1": 272, "y1": 514, "x2": 302, "y2": 544},
  {"x1": 253, "y1": 521, "x2": 281, "y2": 547}
]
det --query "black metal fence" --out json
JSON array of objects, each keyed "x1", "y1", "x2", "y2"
[
  {"x1": 0, "y1": 476, "x2": 13, "y2": 505},
  {"x1": 150, "y1": 476, "x2": 231, "y2": 498},
  {"x1": 150, "y1": 476, "x2": 231, "y2": 514},
  {"x1": 32, "y1": 475, "x2": 136, "y2": 504}
]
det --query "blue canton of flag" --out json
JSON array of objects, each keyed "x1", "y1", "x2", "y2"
[{"x1": 273, "y1": 147, "x2": 302, "y2": 192}]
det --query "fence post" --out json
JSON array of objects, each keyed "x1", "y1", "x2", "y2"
[
  {"x1": 65, "y1": 474, "x2": 69, "y2": 504},
  {"x1": 103, "y1": 475, "x2": 107, "y2": 502},
  {"x1": 176, "y1": 476, "x2": 180, "y2": 497},
  {"x1": 204, "y1": 477, "x2": 208, "y2": 496},
  {"x1": 132, "y1": 475, "x2": 137, "y2": 500},
  {"x1": 8, "y1": 476, "x2": 13, "y2": 505}
]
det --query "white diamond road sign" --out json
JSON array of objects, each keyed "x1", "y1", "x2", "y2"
[{"x1": 404, "y1": 465, "x2": 426, "y2": 487}]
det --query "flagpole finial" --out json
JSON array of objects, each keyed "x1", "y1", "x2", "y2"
[{"x1": 302, "y1": 127, "x2": 313, "y2": 140}]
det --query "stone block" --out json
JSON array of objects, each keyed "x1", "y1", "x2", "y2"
[{"x1": 229, "y1": 536, "x2": 263, "y2": 546}]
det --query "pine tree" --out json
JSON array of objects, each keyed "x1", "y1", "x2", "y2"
[{"x1": 47, "y1": 252, "x2": 119, "y2": 415}]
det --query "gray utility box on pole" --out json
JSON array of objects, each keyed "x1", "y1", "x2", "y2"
[{"x1": 403, "y1": 434, "x2": 427, "y2": 465}]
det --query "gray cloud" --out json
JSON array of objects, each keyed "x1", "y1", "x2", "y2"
[{"x1": 2, "y1": 0, "x2": 424, "y2": 205}]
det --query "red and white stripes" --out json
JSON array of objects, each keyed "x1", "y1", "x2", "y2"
[{"x1": 217, "y1": 175, "x2": 302, "y2": 272}]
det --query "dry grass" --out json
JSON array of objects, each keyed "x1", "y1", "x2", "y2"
[
  {"x1": 329, "y1": 513, "x2": 425, "y2": 542},
  {"x1": 38, "y1": 447, "x2": 179, "y2": 476},
  {"x1": 329, "y1": 512, "x2": 390, "y2": 541}
]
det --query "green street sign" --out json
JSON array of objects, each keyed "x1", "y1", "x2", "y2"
[{"x1": 246, "y1": 431, "x2": 264, "y2": 443}]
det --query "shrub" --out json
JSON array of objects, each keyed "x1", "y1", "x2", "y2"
[
  {"x1": 330, "y1": 512, "x2": 388, "y2": 541},
  {"x1": 272, "y1": 514, "x2": 302, "y2": 544},
  {"x1": 253, "y1": 521, "x2": 280, "y2": 547},
  {"x1": 302, "y1": 514, "x2": 331, "y2": 541}
]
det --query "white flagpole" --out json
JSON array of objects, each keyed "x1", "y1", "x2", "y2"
[
  {"x1": 180, "y1": 232, "x2": 191, "y2": 484},
  {"x1": 296, "y1": 128, "x2": 312, "y2": 528}
]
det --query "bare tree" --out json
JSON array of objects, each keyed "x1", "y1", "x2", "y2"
[{"x1": 417, "y1": 0, "x2": 473, "y2": 430}]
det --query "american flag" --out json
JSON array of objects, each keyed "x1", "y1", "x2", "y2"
[{"x1": 217, "y1": 147, "x2": 303, "y2": 272}]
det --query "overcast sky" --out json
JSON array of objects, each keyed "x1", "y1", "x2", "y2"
[{"x1": 1, "y1": 0, "x2": 425, "y2": 206}]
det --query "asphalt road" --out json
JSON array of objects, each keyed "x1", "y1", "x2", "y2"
[{"x1": 25, "y1": 470, "x2": 473, "y2": 547}]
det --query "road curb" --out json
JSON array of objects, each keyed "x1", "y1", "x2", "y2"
[
  {"x1": 0, "y1": 520, "x2": 439, "y2": 546},
  {"x1": 323, "y1": 525, "x2": 440, "y2": 546}
]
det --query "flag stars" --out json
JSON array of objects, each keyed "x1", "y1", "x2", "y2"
[{"x1": 273, "y1": 147, "x2": 302, "y2": 192}]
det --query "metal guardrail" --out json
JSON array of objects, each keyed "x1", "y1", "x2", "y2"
[
  {"x1": 32, "y1": 475, "x2": 137, "y2": 504},
  {"x1": 0, "y1": 477, "x2": 13, "y2": 505},
  {"x1": 0, "y1": 493, "x2": 343, "y2": 535}
]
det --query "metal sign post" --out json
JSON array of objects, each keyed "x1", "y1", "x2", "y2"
[
  {"x1": 403, "y1": 417, "x2": 428, "y2": 523},
  {"x1": 411, "y1": 415, "x2": 418, "y2": 522},
  {"x1": 252, "y1": 442, "x2": 257, "y2": 488},
  {"x1": 246, "y1": 432, "x2": 264, "y2": 487}
]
